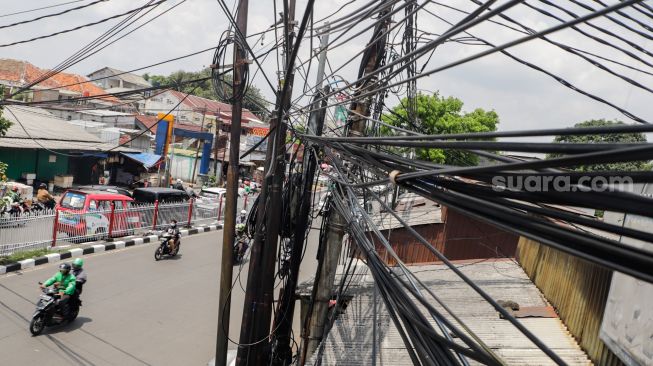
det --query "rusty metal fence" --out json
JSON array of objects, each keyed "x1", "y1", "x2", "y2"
[{"x1": 0, "y1": 199, "x2": 223, "y2": 256}]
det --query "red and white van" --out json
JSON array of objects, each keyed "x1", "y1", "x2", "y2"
[{"x1": 56, "y1": 190, "x2": 140, "y2": 241}]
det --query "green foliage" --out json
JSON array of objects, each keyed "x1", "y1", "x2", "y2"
[
  {"x1": 548, "y1": 119, "x2": 649, "y2": 172},
  {"x1": 382, "y1": 92, "x2": 499, "y2": 165},
  {"x1": 0, "y1": 248, "x2": 67, "y2": 265},
  {"x1": 143, "y1": 68, "x2": 269, "y2": 119}
]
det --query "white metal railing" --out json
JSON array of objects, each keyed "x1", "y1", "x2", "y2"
[{"x1": 0, "y1": 199, "x2": 224, "y2": 256}]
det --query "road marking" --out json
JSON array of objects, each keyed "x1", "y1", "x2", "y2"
[
  {"x1": 69, "y1": 248, "x2": 83, "y2": 257},
  {"x1": 92, "y1": 244, "x2": 105, "y2": 253}
]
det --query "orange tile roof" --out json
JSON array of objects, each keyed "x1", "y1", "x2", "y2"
[{"x1": 0, "y1": 58, "x2": 118, "y2": 103}]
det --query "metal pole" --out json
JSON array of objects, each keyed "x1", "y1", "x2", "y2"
[
  {"x1": 216, "y1": 0, "x2": 248, "y2": 364},
  {"x1": 214, "y1": 110, "x2": 222, "y2": 185},
  {"x1": 191, "y1": 108, "x2": 207, "y2": 185},
  {"x1": 271, "y1": 24, "x2": 330, "y2": 365}
]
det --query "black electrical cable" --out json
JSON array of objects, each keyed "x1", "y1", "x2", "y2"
[
  {"x1": 0, "y1": 0, "x2": 166, "y2": 48},
  {"x1": 0, "y1": 0, "x2": 87, "y2": 18},
  {"x1": 0, "y1": 0, "x2": 107, "y2": 30}
]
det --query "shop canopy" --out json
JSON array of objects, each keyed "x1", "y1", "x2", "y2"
[{"x1": 121, "y1": 152, "x2": 162, "y2": 169}]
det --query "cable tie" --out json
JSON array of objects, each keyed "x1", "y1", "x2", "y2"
[{"x1": 389, "y1": 170, "x2": 401, "y2": 185}]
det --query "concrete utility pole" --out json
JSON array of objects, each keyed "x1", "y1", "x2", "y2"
[
  {"x1": 236, "y1": 1, "x2": 297, "y2": 364},
  {"x1": 301, "y1": 13, "x2": 392, "y2": 364},
  {"x1": 215, "y1": 0, "x2": 249, "y2": 364},
  {"x1": 270, "y1": 23, "x2": 331, "y2": 366}
]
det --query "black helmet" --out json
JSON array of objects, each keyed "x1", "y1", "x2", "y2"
[
  {"x1": 170, "y1": 220, "x2": 177, "y2": 228},
  {"x1": 39, "y1": 183, "x2": 47, "y2": 189},
  {"x1": 59, "y1": 263, "x2": 71, "y2": 274}
]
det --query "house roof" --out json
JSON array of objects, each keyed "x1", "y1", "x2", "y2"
[
  {"x1": 304, "y1": 259, "x2": 591, "y2": 365},
  {"x1": 0, "y1": 59, "x2": 59, "y2": 89},
  {"x1": 0, "y1": 106, "x2": 134, "y2": 152},
  {"x1": 0, "y1": 59, "x2": 117, "y2": 103},
  {"x1": 87, "y1": 67, "x2": 152, "y2": 88},
  {"x1": 166, "y1": 90, "x2": 262, "y2": 124}
]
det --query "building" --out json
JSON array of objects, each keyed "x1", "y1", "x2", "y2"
[
  {"x1": 300, "y1": 260, "x2": 591, "y2": 365},
  {"x1": 0, "y1": 106, "x2": 135, "y2": 185},
  {"x1": 87, "y1": 67, "x2": 152, "y2": 91},
  {"x1": 140, "y1": 90, "x2": 262, "y2": 126},
  {"x1": 48, "y1": 109, "x2": 136, "y2": 128}
]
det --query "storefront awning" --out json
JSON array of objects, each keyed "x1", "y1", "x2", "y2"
[{"x1": 121, "y1": 152, "x2": 162, "y2": 169}]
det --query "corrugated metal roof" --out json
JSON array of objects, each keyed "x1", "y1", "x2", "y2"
[
  {"x1": 307, "y1": 260, "x2": 591, "y2": 365},
  {"x1": 369, "y1": 207, "x2": 443, "y2": 231},
  {"x1": 4, "y1": 106, "x2": 102, "y2": 142},
  {"x1": 0, "y1": 106, "x2": 137, "y2": 152}
]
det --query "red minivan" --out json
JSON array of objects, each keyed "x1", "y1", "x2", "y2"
[{"x1": 56, "y1": 190, "x2": 140, "y2": 242}]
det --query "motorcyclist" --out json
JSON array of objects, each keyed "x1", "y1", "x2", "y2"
[
  {"x1": 167, "y1": 220, "x2": 181, "y2": 253},
  {"x1": 173, "y1": 179, "x2": 185, "y2": 191},
  {"x1": 235, "y1": 223, "x2": 248, "y2": 260},
  {"x1": 71, "y1": 258, "x2": 87, "y2": 297},
  {"x1": 236, "y1": 210, "x2": 247, "y2": 224},
  {"x1": 40, "y1": 263, "x2": 76, "y2": 320},
  {"x1": 6, "y1": 186, "x2": 20, "y2": 203},
  {"x1": 36, "y1": 183, "x2": 55, "y2": 209}
]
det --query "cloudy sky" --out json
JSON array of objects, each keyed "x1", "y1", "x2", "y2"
[{"x1": 1, "y1": 0, "x2": 652, "y2": 140}]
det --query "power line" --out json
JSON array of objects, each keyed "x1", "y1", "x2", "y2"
[
  {"x1": 0, "y1": 0, "x2": 108, "y2": 30},
  {"x1": 0, "y1": 0, "x2": 88, "y2": 18},
  {"x1": 0, "y1": 0, "x2": 166, "y2": 48}
]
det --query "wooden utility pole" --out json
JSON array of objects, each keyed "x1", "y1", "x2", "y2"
[
  {"x1": 215, "y1": 0, "x2": 249, "y2": 364},
  {"x1": 301, "y1": 12, "x2": 392, "y2": 364},
  {"x1": 236, "y1": 1, "x2": 297, "y2": 364},
  {"x1": 271, "y1": 24, "x2": 330, "y2": 366}
]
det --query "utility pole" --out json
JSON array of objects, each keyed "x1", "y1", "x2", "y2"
[
  {"x1": 236, "y1": 1, "x2": 297, "y2": 364},
  {"x1": 191, "y1": 107, "x2": 207, "y2": 185},
  {"x1": 271, "y1": 23, "x2": 330, "y2": 366},
  {"x1": 300, "y1": 12, "x2": 391, "y2": 364},
  {"x1": 215, "y1": 0, "x2": 249, "y2": 364}
]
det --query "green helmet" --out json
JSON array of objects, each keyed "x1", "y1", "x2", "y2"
[
  {"x1": 236, "y1": 223, "x2": 246, "y2": 232},
  {"x1": 72, "y1": 258, "x2": 84, "y2": 268}
]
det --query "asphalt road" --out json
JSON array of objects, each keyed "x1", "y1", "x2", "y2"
[{"x1": 0, "y1": 225, "x2": 321, "y2": 366}]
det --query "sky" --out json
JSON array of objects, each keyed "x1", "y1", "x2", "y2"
[{"x1": 0, "y1": 0, "x2": 652, "y2": 141}]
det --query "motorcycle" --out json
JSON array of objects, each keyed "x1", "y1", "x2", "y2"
[
  {"x1": 233, "y1": 234, "x2": 250, "y2": 265},
  {"x1": 33, "y1": 198, "x2": 55, "y2": 212},
  {"x1": 29, "y1": 282, "x2": 81, "y2": 336},
  {"x1": 154, "y1": 229, "x2": 180, "y2": 261}
]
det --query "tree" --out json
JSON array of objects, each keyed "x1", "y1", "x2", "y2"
[
  {"x1": 0, "y1": 103, "x2": 11, "y2": 191},
  {"x1": 142, "y1": 68, "x2": 269, "y2": 119},
  {"x1": 382, "y1": 92, "x2": 499, "y2": 165},
  {"x1": 548, "y1": 119, "x2": 649, "y2": 172}
]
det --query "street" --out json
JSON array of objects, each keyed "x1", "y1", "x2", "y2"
[{"x1": 0, "y1": 225, "x2": 321, "y2": 365}]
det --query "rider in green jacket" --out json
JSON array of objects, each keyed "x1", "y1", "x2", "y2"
[{"x1": 40, "y1": 263, "x2": 76, "y2": 319}]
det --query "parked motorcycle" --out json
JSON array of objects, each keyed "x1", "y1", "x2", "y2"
[
  {"x1": 154, "y1": 229, "x2": 180, "y2": 260},
  {"x1": 33, "y1": 198, "x2": 55, "y2": 212},
  {"x1": 29, "y1": 282, "x2": 81, "y2": 336}
]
